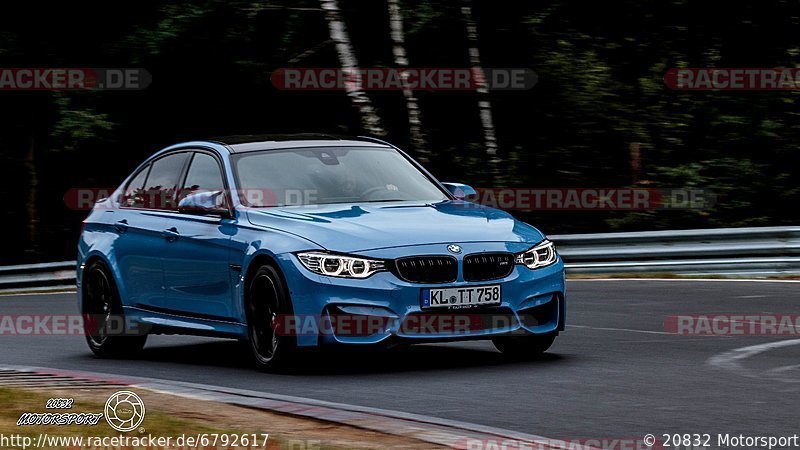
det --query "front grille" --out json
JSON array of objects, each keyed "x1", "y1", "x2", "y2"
[
  {"x1": 394, "y1": 256, "x2": 457, "y2": 284},
  {"x1": 463, "y1": 252, "x2": 515, "y2": 281}
]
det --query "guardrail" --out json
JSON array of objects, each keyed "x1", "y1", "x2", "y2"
[
  {"x1": 1, "y1": 226, "x2": 798, "y2": 293},
  {"x1": 551, "y1": 226, "x2": 800, "y2": 276},
  {"x1": 0, "y1": 261, "x2": 76, "y2": 293}
]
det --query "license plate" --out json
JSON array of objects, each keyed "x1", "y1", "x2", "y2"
[{"x1": 422, "y1": 285, "x2": 502, "y2": 309}]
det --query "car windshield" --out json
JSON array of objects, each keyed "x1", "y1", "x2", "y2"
[{"x1": 232, "y1": 146, "x2": 449, "y2": 207}]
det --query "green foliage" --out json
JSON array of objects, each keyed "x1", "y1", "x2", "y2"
[
  {"x1": 51, "y1": 97, "x2": 115, "y2": 152},
  {"x1": 1, "y1": 0, "x2": 799, "y2": 262}
]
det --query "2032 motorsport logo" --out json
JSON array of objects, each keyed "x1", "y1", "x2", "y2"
[
  {"x1": 17, "y1": 390, "x2": 146, "y2": 433},
  {"x1": 104, "y1": 391, "x2": 146, "y2": 432}
]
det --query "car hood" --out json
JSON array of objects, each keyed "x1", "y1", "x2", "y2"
[{"x1": 245, "y1": 200, "x2": 545, "y2": 253}]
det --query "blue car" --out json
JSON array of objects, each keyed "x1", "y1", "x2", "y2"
[{"x1": 78, "y1": 135, "x2": 565, "y2": 370}]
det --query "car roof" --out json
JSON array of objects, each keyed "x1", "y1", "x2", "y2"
[{"x1": 205, "y1": 134, "x2": 392, "y2": 153}]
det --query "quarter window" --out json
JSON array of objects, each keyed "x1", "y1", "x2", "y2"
[{"x1": 121, "y1": 165, "x2": 150, "y2": 208}]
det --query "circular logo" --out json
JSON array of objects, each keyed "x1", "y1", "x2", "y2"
[
  {"x1": 104, "y1": 391, "x2": 145, "y2": 432},
  {"x1": 447, "y1": 244, "x2": 462, "y2": 254}
]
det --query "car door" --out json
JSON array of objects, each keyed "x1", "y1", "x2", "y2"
[
  {"x1": 161, "y1": 150, "x2": 236, "y2": 320},
  {"x1": 112, "y1": 152, "x2": 191, "y2": 310}
]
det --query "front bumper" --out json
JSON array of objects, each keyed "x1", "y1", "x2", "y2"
[{"x1": 276, "y1": 242, "x2": 566, "y2": 348}]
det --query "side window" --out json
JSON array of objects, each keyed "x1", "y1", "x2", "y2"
[
  {"x1": 142, "y1": 152, "x2": 190, "y2": 210},
  {"x1": 121, "y1": 165, "x2": 150, "y2": 208},
  {"x1": 182, "y1": 153, "x2": 225, "y2": 197}
]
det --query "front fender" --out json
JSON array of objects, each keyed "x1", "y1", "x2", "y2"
[{"x1": 229, "y1": 221, "x2": 323, "y2": 323}]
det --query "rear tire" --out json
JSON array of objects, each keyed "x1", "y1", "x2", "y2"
[
  {"x1": 492, "y1": 334, "x2": 556, "y2": 360},
  {"x1": 246, "y1": 264, "x2": 296, "y2": 371},
  {"x1": 82, "y1": 260, "x2": 147, "y2": 358}
]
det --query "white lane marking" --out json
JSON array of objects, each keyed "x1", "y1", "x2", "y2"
[
  {"x1": 569, "y1": 278, "x2": 800, "y2": 283},
  {"x1": 0, "y1": 291, "x2": 75, "y2": 298},
  {"x1": 567, "y1": 324, "x2": 673, "y2": 335},
  {"x1": 766, "y1": 364, "x2": 800, "y2": 383},
  {"x1": 707, "y1": 339, "x2": 800, "y2": 378},
  {"x1": 574, "y1": 317, "x2": 799, "y2": 338}
]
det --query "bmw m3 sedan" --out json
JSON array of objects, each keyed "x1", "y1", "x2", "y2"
[{"x1": 78, "y1": 135, "x2": 565, "y2": 370}]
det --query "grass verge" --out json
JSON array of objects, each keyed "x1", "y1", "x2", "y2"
[{"x1": 0, "y1": 386, "x2": 442, "y2": 449}]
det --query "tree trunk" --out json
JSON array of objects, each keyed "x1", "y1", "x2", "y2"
[
  {"x1": 630, "y1": 142, "x2": 642, "y2": 185},
  {"x1": 387, "y1": 0, "x2": 428, "y2": 161},
  {"x1": 320, "y1": 0, "x2": 385, "y2": 136},
  {"x1": 461, "y1": 4, "x2": 498, "y2": 156}
]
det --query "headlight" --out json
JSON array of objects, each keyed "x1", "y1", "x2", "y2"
[
  {"x1": 515, "y1": 239, "x2": 558, "y2": 269},
  {"x1": 296, "y1": 252, "x2": 386, "y2": 279}
]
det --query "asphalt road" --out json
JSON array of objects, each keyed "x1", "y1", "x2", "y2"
[{"x1": 2, "y1": 280, "x2": 800, "y2": 442}]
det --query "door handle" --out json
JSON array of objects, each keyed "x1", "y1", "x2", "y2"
[
  {"x1": 164, "y1": 227, "x2": 180, "y2": 242},
  {"x1": 114, "y1": 219, "x2": 129, "y2": 233}
]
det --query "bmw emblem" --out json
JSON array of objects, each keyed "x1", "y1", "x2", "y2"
[{"x1": 447, "y1": 244, "x2": 462, "y2": 254}]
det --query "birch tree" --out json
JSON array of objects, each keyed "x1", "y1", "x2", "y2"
[
  {"x1": 25, "y1": 129, "x2": 38, "y2": 255},
  {"x1": 387, "y1": 0, "x2": 428, "y2": 160},
  {"x1": 461, "y1": 4, "x2": 498, "y2": 156},
  {"x1": 320, "y1": 0, "x2": 385, "y2": 136}
]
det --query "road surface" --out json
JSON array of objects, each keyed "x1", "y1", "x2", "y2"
[{"x1": 1, "y1": 280, "x2": 799, "y2": 441}]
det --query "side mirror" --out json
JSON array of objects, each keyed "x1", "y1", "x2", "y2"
[
  {"x1": 441, "y1": 182, "x2": 478, "y2": 201},
  {"x1": 178, "y1": 190, "x2": 230, "y2": 217}
]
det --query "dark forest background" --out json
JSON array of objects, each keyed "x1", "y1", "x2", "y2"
[{"x1": 1, "y1": 0, "x2": 799, "y2": 264}]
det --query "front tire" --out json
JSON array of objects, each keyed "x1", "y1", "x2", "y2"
[
  {"x1": 492, "y1": 334, "x2": 556, "y2": 360},
  {"x1": 246, "y1": 264, "x2": 296, "y2": 371},
  {"x1": 82, "y1": 260, "x2": 147, "y2": 358}
]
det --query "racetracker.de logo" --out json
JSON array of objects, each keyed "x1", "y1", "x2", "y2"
[
  {"x1": 664, "y1": 68, "x2": 800, "y2": 90},
  {"x1": 63, "y1": 187, "x2": 713, "y2": 211},
  {"x1": 0, "y1": 68, "x2": 151, "y2": 91},
  {"x1": 664, "y1": 314, "x2": 800, "y2": 336},
  {"x1": 271, "y1": 68, "x2": 537, "y2": 91},
  {"x1": 469, "y1": 188, "x2": 712, "y2": 211},
  {"x1": 455, "y1": 437, "x2": 666, "y2": 450}
]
